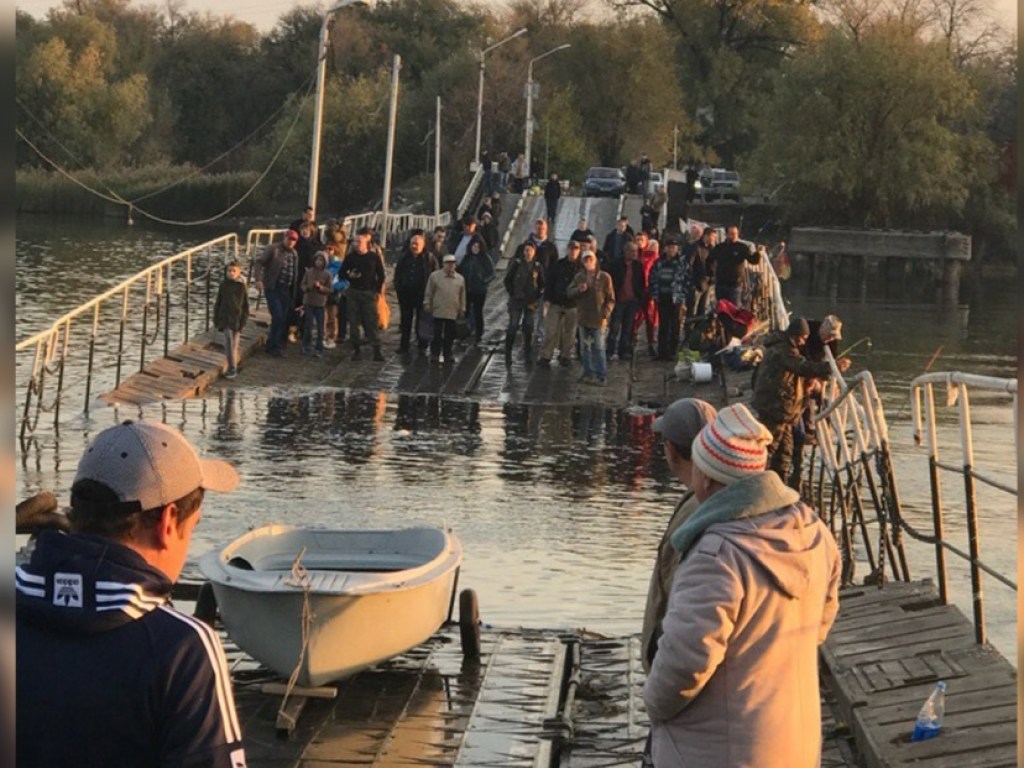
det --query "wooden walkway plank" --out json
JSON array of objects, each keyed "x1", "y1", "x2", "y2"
[{"x1": 821, "y1": 580, "x2": 1017, "y2": 768}]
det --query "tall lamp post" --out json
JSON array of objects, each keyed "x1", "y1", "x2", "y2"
[
  {"x1": 474, "y1": 27, "x2": 527, "y2": 169},
  {"x1": 308, "y1": 0, "x2": 373, "y2": 218},
  {"x1": 524, "y1": 44, "x2": 570, "y2": 181}
]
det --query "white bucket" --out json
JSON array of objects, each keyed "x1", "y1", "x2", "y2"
[{"x1": 691, "y1": 362, "x2": 714, "y2": 383}]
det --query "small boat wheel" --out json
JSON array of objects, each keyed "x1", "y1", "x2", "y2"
[
  {"x1": 194, "y1": 582, "x2": 218, "y2": 627},
  {"x1": 459, "y1": 588, "x2": 481, "y2": 658}
]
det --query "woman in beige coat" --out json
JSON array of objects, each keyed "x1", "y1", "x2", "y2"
[
  {"x1": 643, "y1": 404, "x2": 840, "y2": 768},
  {"x1": 423, "y1": 254, "x2": 466, "y2": 363}
]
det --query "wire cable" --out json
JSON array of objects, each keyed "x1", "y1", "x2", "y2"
[{"x1": 17, "y1": 74, "x2": 316, "y2": 226}]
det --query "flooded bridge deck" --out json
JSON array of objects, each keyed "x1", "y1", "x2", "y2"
[
  {"x1": 94, "y1": 195, "x2": 1014, "y2": 766},
  {"x1": 224, "y1": 622, "x2": 859, "y2": 768}
]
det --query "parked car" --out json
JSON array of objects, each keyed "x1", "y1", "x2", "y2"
[
  {"x1": 698, "y1": 168, "x2": 741, "y2": 202},
  {"x1": 646, "y1": 171, "x2": 664, "y2": 197},
  {"x1": 582, "y1": 167, "x2": 627, "y2": 197}
]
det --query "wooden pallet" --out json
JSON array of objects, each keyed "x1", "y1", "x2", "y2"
[{"x1": 821, "y1": 580, "x2": 1017, "y2": 768}]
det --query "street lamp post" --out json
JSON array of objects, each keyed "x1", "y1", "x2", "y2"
[
  {"x1": 380, "y1": 54, "x2": 401, "y2": 251},
  {"x1": 524, "y1": 44, "x2": 570, "y2": 182},
  {"x1": 474, "y1": 27, "x2": 527, "y2": 169},
  {"x1": 308, "y1": 0, "x2": 373, "y2": 218},
  {"x1": 307, "y1": 0, "x2": 372, "y2": 217}
]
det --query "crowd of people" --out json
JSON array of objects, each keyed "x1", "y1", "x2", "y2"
[
  {"x1": 21, "y1": 191, "x2": 853, "y2": 768},
  {"x1": 217, "y1": 199, "x2": 850, "y2": 484}
]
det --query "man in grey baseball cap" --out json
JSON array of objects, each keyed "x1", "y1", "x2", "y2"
[
  {"x1": 17, "y1": 420, "x2": 247, "y2": 768},
  {"x1": 640, "y1": 398, "x2": 717, "y2": 765}
]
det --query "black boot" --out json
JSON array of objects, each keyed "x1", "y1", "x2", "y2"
[{"x1": 372, "y1": 346, "x2": 385, "y2": 362}]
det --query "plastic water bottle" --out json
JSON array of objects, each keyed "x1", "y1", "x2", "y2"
[{"x1": 911, "y1": 681, "x2": 946, "y2": 741}]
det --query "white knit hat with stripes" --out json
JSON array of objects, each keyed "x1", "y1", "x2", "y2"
[{"x1": 692, "y1": 403, "x2": 773, "y2": 485}]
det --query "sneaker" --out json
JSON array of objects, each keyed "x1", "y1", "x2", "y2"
[
  {"x1": 537, "y1": 358, "x2": 551, "y2": 368},
  {"x1": 373, "y1": 348, "x2": 385, "y2": 362},
  {"x1": 224, "y1": 370, "x2": 237, "y2": 379},
  {"x1": 315, "y1": 350, "x2": 323, "y2": 358},
  {"x1": 302, "y1": 347, "x2": 312, "y2": 355},
  {"x1": 351, "y1": 349, "x2": 362, "y2": 361},
  {"x1": 324, "y1": 339, "x2": 336, "y2": 349},
  {"x1": 579, "y1": 374, "x2": 594, "y2": 384},
  {"x1": 586, "y1": 377, "x2": 606, "y2": 387}
]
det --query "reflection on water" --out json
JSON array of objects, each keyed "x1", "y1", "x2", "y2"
[
  {"x1": 17, "y1": 381, "x2": 1016, "y2": 662},
  {"x1": 15, "y1": 217, "x2": 1017, "y2": 664}
]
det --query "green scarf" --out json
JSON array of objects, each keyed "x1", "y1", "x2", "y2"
[{"x1": 670, "y1": 472, "x2": 800, "y2": 558}]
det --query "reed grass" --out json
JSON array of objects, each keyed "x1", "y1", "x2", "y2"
[{"x1": 15, "y1": 165, "x2": 278, "y2": 218}]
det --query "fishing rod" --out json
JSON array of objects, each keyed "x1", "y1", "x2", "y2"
[{"x1": 837, "y1": 336, "x2": 872, "y2": 359}]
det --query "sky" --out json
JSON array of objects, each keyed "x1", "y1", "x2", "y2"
[{"x1": 14, "y1": 0, "x2": 1019, "y2": 34}]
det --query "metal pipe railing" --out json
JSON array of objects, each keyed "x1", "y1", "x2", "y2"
[
  {"x1": 810, "y1": 370, "x2": 909, "y2": 586},
  {"x1": 16, "y1": 234, "x2": 240, "y2": 437},
  {"x1": 910, "y1": 371, "x2": 1017, "y2": 645}
]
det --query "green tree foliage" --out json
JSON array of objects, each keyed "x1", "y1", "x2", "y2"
[
  {"x1": 614, "y1": 0, "x2": 821, "y2": 164},
  {"x1": 16, "y1": 9, "x2": 151, "y2": 167},
  {"x1": 149, "y1": 16, "x2": 265, "y2": 166},
  {"x1": 548, "y1": 18, "x2": 694, "y2": 168},
  {"x1": 13, "y1": 0, "x2": 1014, "y2": 249},
  {"x1": 748, "y1": 22, "x2": 991, "y2": 228}
]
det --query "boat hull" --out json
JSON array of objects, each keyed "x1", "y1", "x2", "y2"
[{"x1": 200, "y1": 525, "x2": 462, "y2": 686}]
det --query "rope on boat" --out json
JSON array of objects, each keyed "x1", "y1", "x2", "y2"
[{"x1": 277, "y1": 546, "x2": 314, "y2": 731}]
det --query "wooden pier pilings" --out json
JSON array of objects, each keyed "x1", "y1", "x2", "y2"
[{"x1": 789, "y1": 228, "x2": 971, "y2": 305}]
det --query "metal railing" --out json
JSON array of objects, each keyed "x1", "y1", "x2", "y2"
[
  {"x1": 910, "y1": 372, "x2": 1018, "y2": 644},
  {"x1": 456, "y1": 166, "x2": 484, "y2": 221},
  {"x1": 16, "y1": 234, "x2": 240, "y2": 438},
  {"x1": 495, "y1": 191, "x2": 528, "y2": 268},
  {"x1": 246, "y1": 212, "x2": 453, "y2": 259},
  {"x1": 803, "y1": 366, "x2": 1017, "y2": 646},
  {"x1": 804, "y1": 367, "x2": 911, "y2": 588}
]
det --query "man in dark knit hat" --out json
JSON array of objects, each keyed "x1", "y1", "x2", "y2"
[{"x1": 751, "y1": 317, "x2": 850, "y2": 484}]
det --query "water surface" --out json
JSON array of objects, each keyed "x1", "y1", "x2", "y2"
[{"x1": 15, "y1": 215, "x2": 1017, "y2": 661}]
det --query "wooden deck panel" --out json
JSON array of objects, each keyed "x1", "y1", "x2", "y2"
[{"x1": 820, "y1": 580, "x2": 1016, "y2": 768}]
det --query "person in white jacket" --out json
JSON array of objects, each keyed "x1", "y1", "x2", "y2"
[
  {"x1": 643, "y1": 403, "x2": 841, "y2": 768},
  {"x1": 423, "y1": 254, "x2": 466, "y2": 364}
]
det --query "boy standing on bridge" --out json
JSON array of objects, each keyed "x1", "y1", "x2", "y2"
[{"x1": 213, "y1": 261, "x2": 249, "y2": 379}]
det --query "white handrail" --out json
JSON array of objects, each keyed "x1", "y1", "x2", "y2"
[
  {"x1": 16, "y1": 234, "x2": 240, "y2": 353},
  {"x1": 457, "y1": 166, "x2": 484, "y2": 220},
  {"x1": 910, "y1": 372, "x2": 1017, "y2": 492}
]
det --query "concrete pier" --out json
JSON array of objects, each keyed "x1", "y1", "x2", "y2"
[{"x1": 789, "y1": 228, "x2": 971, "y2": 305}]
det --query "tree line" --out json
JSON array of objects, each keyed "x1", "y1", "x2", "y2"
[{"x1": 15, "y1": 0, "x2": 1016, "y2": 258}]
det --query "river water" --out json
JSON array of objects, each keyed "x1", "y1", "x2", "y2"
[{"x1": 14, "y1": 214, "x2": 1018, "y2": 662}]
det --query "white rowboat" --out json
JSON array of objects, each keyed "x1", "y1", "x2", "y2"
[{"x1": 199, "y1": 524, "x2": 463, "y2": 686}]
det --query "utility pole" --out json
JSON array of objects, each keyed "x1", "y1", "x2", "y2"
[
  {"x1": 474, "y1": 28, "x2": 527, "y2": 169},
  {"x1": 524, "y1": 44, "x2": 570, "y2": 181},
  {"x1": 434, "y1": 96, "x2": 441, "y2": 222},
  {"x1": 308, "y1": 0, "x2": 373, "y2": 217},
  {"x1": 380, "y1": 54, "x2": 401, "y2": 251},
  {"x1": 544, "y1": 123, "x2": 550, "y2": 179}
]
